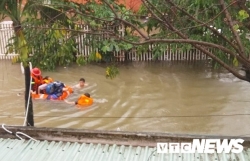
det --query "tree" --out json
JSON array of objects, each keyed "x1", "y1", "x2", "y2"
[
  {"x1": 0, "y1": 0, "x2": 72, "y2": 126},
  {"x1": 15, "y1": 0, "x2": 129, "y2": 78},
  {"x1": 3, "y1": 0, "x2": 250, "y2": 84},
  {"x1": 62, "y1": 0, "x2": 250, "y2": 82},
  {"x1": 21, "y1": 0, "x2": 78, "y2": 71},
  {"x1": 0, "y1": 0, "x2": 35, "y2": 126}
]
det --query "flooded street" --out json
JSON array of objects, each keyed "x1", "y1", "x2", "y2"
[{"x1": 0, "y1": 60, "x2": 250, "y2": 136}]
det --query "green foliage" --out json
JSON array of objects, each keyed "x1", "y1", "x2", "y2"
[
  {"x1": 136, "y1": 44, "x2": 150, "y2": 56},
  {"x1": 88, "y1": 52, "x2": 102, "y2": 62},
  {"x1": 212, "y1": 49, "x2": 236, "y2": 69},
  {"x1": 76, "y1": 55, "x2": 87, "y2": 65},
  {"x1": 106, "y1": 65, "x2": 119, "y2": 79},
  {"x1": 85, "y1": 38, "x2": 134, "y2": 63},
  {"x1": 0, "y1": 0, "x2": 30, "y2": 66},
  {"x1": 237, "y1": 10, "x2": 249, "y2": 22},
  {"x1": 233, "y1": 57, "x2": 239, "y2": 67},
  {"x1": 99, "y1": 39, "x2": 129, "y2": 53},
  {"x1": 151, "y1": 43, "x2": 169, "y2": 60},
  {"x1": 23, "y1": 20, "x2": 77, "y2": 70},
  {"x1": 146, "y1": 18, "x2": 160, "y2": 34},
  {"x1": 2, "y1": 0, "x2": 250, "y2": 81}
]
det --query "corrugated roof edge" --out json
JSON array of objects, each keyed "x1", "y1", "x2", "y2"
[{"x1": 1, "y1": 125, "x2": 250, "y2": 148}]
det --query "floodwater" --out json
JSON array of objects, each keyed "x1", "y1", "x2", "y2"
[{"x1": 0, "y1": 60, "x2": 250, "y2": 136}]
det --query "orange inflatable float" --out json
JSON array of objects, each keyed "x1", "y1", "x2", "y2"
[{"x1": 32, "y1": 86, "x2": 73, "y2": 101}]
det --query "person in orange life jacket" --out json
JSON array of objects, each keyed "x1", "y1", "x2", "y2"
[
  {"x1": 31, "y1": 67, "x2": 43, "y2": 94},
  {"x1": 64, "y1": 93, "x2": 93, "y2": 106},
  {"x1": 37, "y1": 76, "x2": 54, "y2": 94}
]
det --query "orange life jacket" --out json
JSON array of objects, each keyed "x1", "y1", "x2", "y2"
[
  {"x1": 31, "y1": 74, "x2": 43, "y2": 93},
  {"x1": 76, "y1": 95, "x2": 93, "y2": 107},
  {"x1": 43, "y1": 77, "x2": 53, "y2": 84}
]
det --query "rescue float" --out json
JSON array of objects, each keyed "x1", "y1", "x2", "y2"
[
  {"x1": 32, "y1": 81, "x2": 73, "y2": 101},
  {"x1": 30, "y1": 67, "x2": 93, "y2": 106}
]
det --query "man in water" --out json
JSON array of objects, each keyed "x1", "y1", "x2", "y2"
[{"x1": 72, "y1": 78, "x2": 87, "y2": 89}]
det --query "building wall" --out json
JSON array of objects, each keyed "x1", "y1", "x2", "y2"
[{"x1": 70, "y1": 0, "x2": 142, "y2": 12}]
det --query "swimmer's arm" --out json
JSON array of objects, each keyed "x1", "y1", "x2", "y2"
[
  {"x1": 38, "y1": 84, "x2": 47, "y2": 94},
  {"x1": 71, "y1": 84, "x2": 78, "y2": 89},
  {"x1": 62, "y1": 87, "x2": 68, "y2": 91},
  {"x1": 34, "y1": 97, "x2": 44, "y2": 100},
  {"x1": 64, "y1": 100, "x2": 76, "y2": 105},
  {"x1": 71, "y1": 83, "x2": 89, "y2": 89}
]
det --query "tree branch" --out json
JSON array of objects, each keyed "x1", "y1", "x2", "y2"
[
  {"x1": 102, "y1": 0, "x2": 149, "y2": 40},
  {"x1": 219, "y1": 0, "x2": 247, "y2": 59},
  {"x1": 166, "y1": 0, "x2": 241, "y2": 55},
  {"x1": 141, "y1": 0, "x2": 247, "y2": 81},
  {"x1": 119, "y1": 37, "x2": 247, "y2": 81}
]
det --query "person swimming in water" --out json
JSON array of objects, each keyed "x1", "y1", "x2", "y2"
[
  {"x1": 72, "y1": 78, "x2": 88, "y2": 90},
  {"x1": 64, "y1": 92, "x2": 93, "y2": 107}
]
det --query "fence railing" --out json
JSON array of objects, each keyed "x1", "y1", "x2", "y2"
[
  {"x1": 0, "y1": 21, "x2": 17, "y2": 60},
  {"x1": 0, "y1": 21, "x2": 209, "y2": 61}
]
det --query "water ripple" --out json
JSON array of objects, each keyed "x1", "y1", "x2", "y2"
[{"x1": 1, "y1": 61, "x2": 250, "y2": 135}]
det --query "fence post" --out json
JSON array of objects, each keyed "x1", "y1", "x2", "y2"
[{"x1": 24, "y1": 65, "x2": 34, "y2": 126}]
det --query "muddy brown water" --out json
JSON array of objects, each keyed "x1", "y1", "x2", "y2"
[{"x1": 0, "y1": 60, "x2": 250, "y2": 136}]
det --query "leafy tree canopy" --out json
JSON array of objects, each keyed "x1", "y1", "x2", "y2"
[{"x1": 3, "y1": 0, "x2": 250, "y2": 81}]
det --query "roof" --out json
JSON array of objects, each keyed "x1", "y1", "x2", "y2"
[
  {"x1": 2, "y1": 126, "x2": 250, "y2": 147},
  {"x1": 71, "y1": 0, "x2": 142, "y2": 12},
  {"x1": 1, "y1": 126, "x2": 250, "y2": 161},
  {"x1": 20, "y1": 0, "x2": 142, "y2": 12},
  {"x1": 0, "y1": 138, "x2": 250, "y2": 161}
]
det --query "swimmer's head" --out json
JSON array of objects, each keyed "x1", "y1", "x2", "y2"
[
  {"x1": 84, "y1": 93, "x2": 90, "y2": 98},
  {"x1": 79, "y1": 78, "x2": 85, "y2": 88}
]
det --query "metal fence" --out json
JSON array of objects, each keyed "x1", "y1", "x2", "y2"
[{"x1": 0, "y1": 21, "x2": 208, "y2": 61}]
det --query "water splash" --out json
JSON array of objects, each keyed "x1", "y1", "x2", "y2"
[{"x1": 94, "y1": 98, "x2": 108, "y2": 103}]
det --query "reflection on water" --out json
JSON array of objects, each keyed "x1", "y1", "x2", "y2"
[{"x1": 0, "y1": 60, "x2": 250, "y2": 136}]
